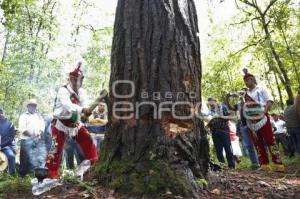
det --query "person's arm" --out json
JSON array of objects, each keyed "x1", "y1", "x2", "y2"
[
  {"x1": 264, "y1": 101, "x2": 273, "y2": 114},
  {"x1": 271, "y1": 121, "x2": 277, "y2": 132},
  {"x1": 18, "y1": 114, "x2": 31, "y2": 136},
  {"x1": 37, "y1": 115, "x2": 45, "y2": 136},
  {"x1": 57, "y1": 87, "x2": 84, "y2": 114},
  {"x1": 8, "y1": 121, "x2": 16, "y2": 144},
  {"x1": 88, "y1": 115, "x2": 108, "y2": 125},
  {"x1": 261, "y1": 87, "x2": 273, "y2": 114},
  {"x1": 88, "y1": 113, "x2": 108, "y2": 126}
]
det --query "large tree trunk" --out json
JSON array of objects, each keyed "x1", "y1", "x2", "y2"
[{"x1": 96, "y1": 0, "x2": 209, "y2": 198}]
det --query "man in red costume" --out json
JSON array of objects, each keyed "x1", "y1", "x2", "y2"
[
  {"x1": 46, "y1": 62, "x2": 98, "y2": 178},
  {"x1": 243, "y1": 69, "x2": 284, "y2": 172}
]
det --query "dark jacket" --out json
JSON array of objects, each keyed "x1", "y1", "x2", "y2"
[{"x1": 0, "y1": 118, "x2": 16, "y2": 148}]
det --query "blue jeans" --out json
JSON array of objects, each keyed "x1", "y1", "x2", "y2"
[
  {"x1": 211, "y1": 129, "x2": 235, "y2": 168},
  {"x1": 92, "y1": 135, "x2": 104, "y2": 152},
  {"x1": 240, "y1": 125, "x2": 259, "y2": 165},
  {"x1": 1, "y1": 146, "x2": 16, "y2": 174},
  {"x1": 19, "y1": 138, "x2": 47, "y2": 176},
  {"x1": 288, "y1": 127, "x2": 300, "y2": 154},
  {"x1": 86, "y1": 126, "x2": 105, "y2": 152},
  {"x1": 43, "y1": 122, "x2": 53, "y2": 153},
  {"x1": 240, "y1": 139, "x2": 248, "y2": 156},
  {"x1": 64, "y1": 138, "x2": 84, "y2": 169}
]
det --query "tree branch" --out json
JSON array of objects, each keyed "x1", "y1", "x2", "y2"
[
  {"x1": 263, "y1": 0, "x2": 278, "y2": 16},
  {"x1": 231, "y1": 37, "x2": 266, "y2": 56}
]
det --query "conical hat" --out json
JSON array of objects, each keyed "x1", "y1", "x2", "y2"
[{"x1": 0, "y1": 151, "x2": 8, "y2": 171}]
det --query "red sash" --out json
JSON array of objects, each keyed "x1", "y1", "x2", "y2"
[{"x1": 63, "y1": 85, "x2": 81, "y2": 105}]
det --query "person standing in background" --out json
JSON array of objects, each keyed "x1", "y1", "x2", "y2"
[
  {"x1": 243, "y1": 70, "x2": 284, "y2": 172},
  {"x1": 0, "y1": 108, "x2": 17, "y2": 174},
  {"x1": 207, "y1": 97, "x2": 235, "y2": 169},
  {"x1": 18, "y1": 99, "x2": 46, "y2": 176},
  {"x1": 85, "y1": 101, "x2": 108, "y2": 151},
  {"x1": 271, "y1": 113, "x2": 294, "y2": 157},
  {"x1": 284, "y1": 99, "x2": 300, "y2": 155}
]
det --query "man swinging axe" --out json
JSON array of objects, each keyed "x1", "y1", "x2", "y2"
[{"x1": 46, "y1": 61, "x2": 107, "y2": 178}]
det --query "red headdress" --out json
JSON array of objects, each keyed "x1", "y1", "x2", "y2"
[{"x1": 69, "y1": 61, "x2": 84, "y2": 78}]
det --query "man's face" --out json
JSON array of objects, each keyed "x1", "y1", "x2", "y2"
[
  {"x1": 69, "y1": 76, "x2": 83, "y2": 91},
  {"x1": 244, "y1": 76, "x2": 255, "y2": 88},
  {"x1": 273, "y1": 115, "x2": 279, "y2": 121},
  {"x1": 208, "y1": 100, "x2": 217, "y2": 108},
  {"x1": 98, "y1": 103, "x2": 105, "y2": 113},
  {"x1": 27, "y1": 104, "x2": 37, "y2": 114}
]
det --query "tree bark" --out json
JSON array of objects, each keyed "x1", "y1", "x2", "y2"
[{"x1": 97, "y1": 0, "x2": 208, "y2": 198}]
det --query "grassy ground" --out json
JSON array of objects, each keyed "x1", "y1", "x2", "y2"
[{"x1": 0, "y1": 173, "x2": 32, "y2": 198}]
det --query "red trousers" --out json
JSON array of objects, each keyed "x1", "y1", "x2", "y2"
[
  {"x1": 248, "y1": 115, "x2": 282, "y2": 165},
  {"x1": 46, "y1": 123, "x2": 98, "y2": 178}
]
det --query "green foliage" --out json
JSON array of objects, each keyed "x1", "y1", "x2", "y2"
[
  {"x1": 83, "y1": 27, "x2": 112, "y2": 96},
  {"x1": 0, "y1": 0, "x2": 113, "y2": 124},
  {"x1": 195, "y1": 178, "x2": 208, "y2": 189},
  {"x1": 0, "y1": 0, "x2": 33, "y2": 28},
  {"x1": 282, "y1": 155, "x2": 300, "y2": 176},
  {"x1": 62, "y1": 172, "x2": 98, "y2": 197},
  {"x1": 203, "y1": 0, "x2": 300, "y2": 108},
  {"x1": 0, "y1": 173, "x2": 31, "y2": 198},
  {"x1": 236, "y1": 156, "x2": 252, "y2": 170}
]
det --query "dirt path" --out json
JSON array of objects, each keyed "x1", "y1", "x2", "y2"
[{"x1": 202, "y1": 169, "x2": 300, "y2": 199}]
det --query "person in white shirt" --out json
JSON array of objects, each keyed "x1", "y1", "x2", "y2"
[
  {"x1": 271, "y1": 113, "x2": 294, "y2": 157},
  {"x1": 46, "y1": 62, "x2": 97, "y2": 179},
  {"x1": 243, "y1": 69, "x2": 284, "y2": 172},
  {"x1": 18, "y1": 99, "x2": 47, "y2": 176}
]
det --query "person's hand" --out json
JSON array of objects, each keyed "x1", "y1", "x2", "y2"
[
  {"x1": 81, "y1": 115, "x2": 88, "y2": 122},
  {"x1": 82, "y1": 108, "x2": 92, "y2": 117}
]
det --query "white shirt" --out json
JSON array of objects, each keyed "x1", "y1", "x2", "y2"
[
  {"x1": 247, "y1": 86, "x2": 273, "y2": 107},
  {"x1": 273, "y1": 119, "x2": 287, "y2": 134},
  {"x1": 18, "y1": 112, "x2": 45, "y2": 139},
  {"x1": 53, "y1": 84, "x2": 88, "y2": 119}
]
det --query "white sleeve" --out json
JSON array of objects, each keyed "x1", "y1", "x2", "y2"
[
  {"x1": 79, "y1": 89, "x2": 89, "y2": 108},
  {"x1": 261, "y1": 87, "x2": 273, "y2": 102},
  {"x1": 57, "y1": 87, "x2": 83, "y2": 114},
  {"x1": 18, "y1": 114, "x2": 28, "y2": 133},
  {"x1": 39, "y1": 115, "x2": 45, "y2": 133}
]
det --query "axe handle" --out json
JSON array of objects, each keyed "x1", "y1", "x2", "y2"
[{"x1": 81, "y1": 90, "x2": 108, "y2": 121}]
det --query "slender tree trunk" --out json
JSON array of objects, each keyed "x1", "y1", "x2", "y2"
[
  {"x1": 1, "y1": 30, "x2": 10, "y2": 62},
  {"x1": 260, "y1": 16, "x2": 294, "y2": 101},
  {"x1": 262, "y1": 64, "x2": 277, "y2": 104},
  {"x1": 97, "y1": 0, "x2": 208, "y2": 198},
  {"x1": 264, "y1": 52, "x2": 284, "y2": 109},
  {"x1": 279, "y1": 26, "x2": 300, "y2": 84},
  {"x1": 273, "y1": 71, "x2": 284, "y2": 110}
]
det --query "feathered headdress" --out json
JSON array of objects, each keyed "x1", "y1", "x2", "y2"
[{"x1": 69, "y1": 61, "x2": 84, "y2": 78}]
